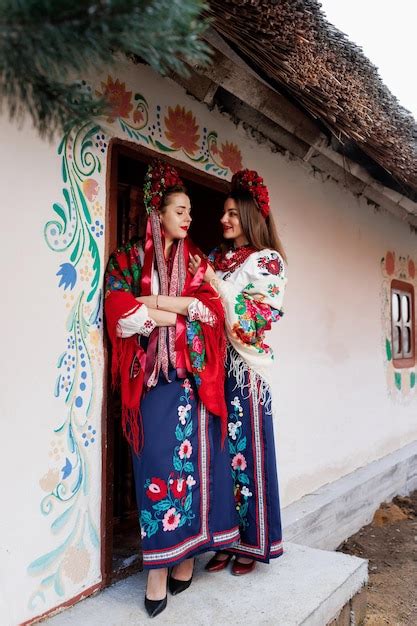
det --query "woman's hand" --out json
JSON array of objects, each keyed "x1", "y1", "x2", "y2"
[{"x1": 188, "y1": 254, "x2": 217, "y2": 283}]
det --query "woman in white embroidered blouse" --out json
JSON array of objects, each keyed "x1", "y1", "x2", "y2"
[{"x1": 189, "y1": 169, "x2": 287, "y2": 575}]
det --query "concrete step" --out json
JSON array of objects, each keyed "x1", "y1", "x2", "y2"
[{"x1": 42, "y1": 543, "x2": 367, "y2": 626}]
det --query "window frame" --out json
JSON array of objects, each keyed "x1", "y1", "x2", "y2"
[{"x1": 391, "y1": 279, "x2": 415, "y2": 369}]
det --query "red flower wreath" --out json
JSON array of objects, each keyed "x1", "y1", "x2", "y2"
[
  {"x1": 231, "y1": 169, "x2": 270, "y2": 218},
  {"x1": 143, "y1": 159, "x2": 183, "y2": 214}
]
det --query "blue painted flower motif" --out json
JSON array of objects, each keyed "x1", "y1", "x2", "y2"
[
  {"x1": 56, "y1": 263, "x2": 77, "y2": 290},
  {"x1": 61, "y1": 457, "x2": 73, "y2": 480}
]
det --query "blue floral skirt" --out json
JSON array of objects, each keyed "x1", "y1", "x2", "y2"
[
  {"x1": 132, "y1": 371, "x2": 239, "y2": 569},
  {"x1": 225, "y1": 348, "x2": 283, "y2": 563}
]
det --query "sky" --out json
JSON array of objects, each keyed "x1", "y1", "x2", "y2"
[{"x1": 319, "y1": 0, "x2": 417, "y2": 120}]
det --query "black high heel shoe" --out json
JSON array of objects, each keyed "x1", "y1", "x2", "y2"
[
  {"x1": 168, "y1": 560, "x2": 194, "y2": 596},
  {"x1": 144, "y1": 595, "x2": 167, "y2": 618},
  {"x1": 145, "y1": 571, "x2": 168, "y2": 618}
]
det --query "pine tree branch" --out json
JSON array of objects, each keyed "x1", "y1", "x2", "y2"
[{"x1": 0, "y1": 0, "x2": 212, "y2": 138}]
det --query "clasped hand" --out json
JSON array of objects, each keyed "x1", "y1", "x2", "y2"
[{"x1": 188, "y1": 253, "x2": 216, "y2": 282}]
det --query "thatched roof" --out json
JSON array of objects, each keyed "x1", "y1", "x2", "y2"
[{"x1": 207, "y1": 0, "x2": 417, "y2": 195}]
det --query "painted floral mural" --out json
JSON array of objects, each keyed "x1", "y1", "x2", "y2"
[
  {"x1": 381, "y1": 250, "x2": 417, "y2": 400},
  {"x1": 27, "y1": 69, "x2": 245, "y2": 615}
]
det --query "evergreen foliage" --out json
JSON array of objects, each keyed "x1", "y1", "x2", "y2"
[{"x1": 0, "y1": 0, "x2": 210, "y2": 137}]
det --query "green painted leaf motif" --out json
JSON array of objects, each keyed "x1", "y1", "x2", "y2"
[
  {"x1": 173, "y1": 455, "x2": 182, "y2": 471},
  {"x1": 184, "y1": 422, "x2": 193, "y2": 438},
  {"x1": 394, "y1": 372, "x2": 401, "y2": 390},
  {"x1": 183, "y1": 461, "x2": 194, "y2": 473},
  {"x1": 62, "y1": 158, "x2": 67, "y2": 183},
  {"x1": 76, "y1": 181, "x2": 92, "y2": 224},
  {"x1": 70, "y1": 231, "x2": 82, "y2": 263},
  {"x1": 410, "y1": 372, "x2": 416, "y2": 388},
  {"x1": 53, "y1": 203, "x2": 67, "y2": 226},
  {"x1": 178, "y1": 514, "x2": 187, "y2": 527},
  {"x1": 152, "y1": 499, "x2": 172, "y2": 512},
  {"x1": 62, "y1": 188, "x2": 72, "y2": 213},
  {"x1": 237, "y1": 436, "x2": 247, "y2": 453},
  {"x1": 154, "y1": 140, "x2": 175, "y2": 152},
  {"x1": 40, "y1": 574, "x2": 55, "y2": 588},
  {"x1": 87, "y1": 231, "x2": 100, "y2": 302},
  {"x1": 184, "y1": 493, "x2": 192, "y2": 512},
  {"x1": 386, "y1": 338, "x2": 392, "y2": 361},
  {"x1": 51, "y1": 504, "x2": 75, "y2": 534},
  {"x1": 57, "y1": 351, "x2": 67, "y2": 368},
  {"x1": 175, "y1": 424, "x2": 183, "y2": 441},
  {"x1": 54, "y1": 571, "x2": 65, "y2": 597},
  {"x1": 27, "y1": 514, "x2": 79, "y2": 574},
  {"x1": 54, "y1": 375, "x2": 61, "y2": 398}
]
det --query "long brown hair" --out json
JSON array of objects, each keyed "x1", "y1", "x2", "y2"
[{"x1": 225, "y1": 191, "x2": 287, "y2": 262}]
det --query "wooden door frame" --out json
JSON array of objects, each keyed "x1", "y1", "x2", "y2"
[{"x1": 100, "y1": 138, "x2": 229, "y2": 585}]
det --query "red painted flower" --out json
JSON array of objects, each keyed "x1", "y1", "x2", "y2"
[
  {"x1": 408, "y1": 259, "x2": 415, "y2": 279},
  {"x1": 146, "y1": 477, "x2": 167, "y2": 502},
  {"x1": 385, "y1": 251, "x2": 395, "y2": 276},
  {"x1": 96, "y1": 76, "x2": 133, "y2": 123},
  {"x1": 164, "y1": 105, "x2": 200, "y2": 155},
  {"x1": 171, "y1": 477, "x2": 187, "y2": 499},
  {"x1": 133, "y1": 109, "x2": 144, "y2": 124},
  {"x1": 234, "y1": 484, "x2": 242, "y2": 504},
  {"x1": 218, "y1": 141, "x2": 243, "y2": 174}
]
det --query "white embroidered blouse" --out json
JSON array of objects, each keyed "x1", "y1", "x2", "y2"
[{"x1": 211, "y1": 248, "x2": 287, "y2": 386}]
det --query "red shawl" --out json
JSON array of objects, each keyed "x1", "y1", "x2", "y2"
[{"x1": 104, "y1": 239, "x2": 227, "y2": 454}]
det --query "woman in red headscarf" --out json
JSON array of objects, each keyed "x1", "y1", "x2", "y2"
[{"x1": 105, "y1": 160, "x2": 238, "y2": 618}]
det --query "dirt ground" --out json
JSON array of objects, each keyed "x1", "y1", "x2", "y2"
[{"x1": 338, "y1": 491, "x2": 417, "y2": 625}]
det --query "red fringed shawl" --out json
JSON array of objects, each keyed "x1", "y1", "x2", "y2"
[{"x1": 104, "y1": 239, "x2": 227, "y2": 454}]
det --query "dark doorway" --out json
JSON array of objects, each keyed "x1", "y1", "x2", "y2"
[{"x1": 102, "y1": 140, "x2": 228, "y2": 583}]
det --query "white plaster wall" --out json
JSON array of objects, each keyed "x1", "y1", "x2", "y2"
[{"x1": 1, "y1": 58, "x2": 416, "y2": 624}]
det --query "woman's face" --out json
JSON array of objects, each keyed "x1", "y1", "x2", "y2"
[
  {"x1": 221, "y1": 197, "x2": 246, "y2": 244},
  {"x1": 159, "y1": 192, "x2": 192, "y2": 241}
]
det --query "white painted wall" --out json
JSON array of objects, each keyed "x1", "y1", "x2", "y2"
[{"x1": 1, "y1": 59, "x2": 416, "y2": 624}]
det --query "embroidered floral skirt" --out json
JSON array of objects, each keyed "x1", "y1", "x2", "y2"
[
  {"x1": 132, "y1": 371, "x2": 239, "y2": 569},
  {"x1": 225, "y1": 348, "x2": 283, "y2": 563}
]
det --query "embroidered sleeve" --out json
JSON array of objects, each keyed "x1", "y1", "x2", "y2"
[
  {"x1": 215, "y1": 250, "x2": 287, "y2": 352},
  {"x1": 116, "y1": 305, "x2": 156, "y2": 338},
  {"x1": 187, "y1": 298, "x2": 217, "y2": 327}
]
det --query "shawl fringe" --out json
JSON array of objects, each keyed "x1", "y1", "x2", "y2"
[{"x1": 227, "y1": 345, "x2": 273, "y2": 415}]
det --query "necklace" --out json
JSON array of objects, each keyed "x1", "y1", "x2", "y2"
[{"x1": 213, "y1": 245, "x2": 256, "y2": 274}]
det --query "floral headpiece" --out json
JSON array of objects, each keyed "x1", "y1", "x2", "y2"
[
  {"x1": 143, "y1": 159, "x2": 183, "y2": 214},
  {"x1": 231, "y1": 169, "x2": 270, "y2": 219}
]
